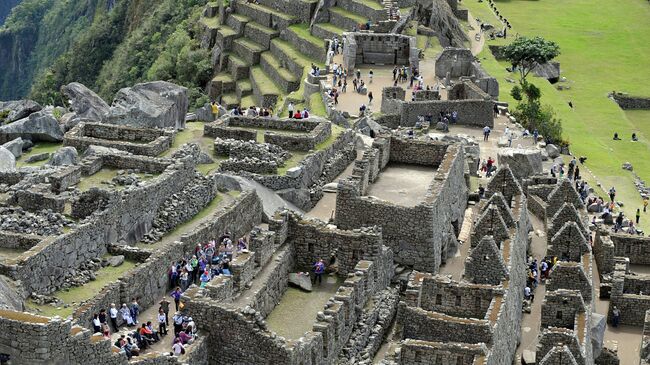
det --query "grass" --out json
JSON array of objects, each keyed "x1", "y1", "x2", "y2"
[
  {"x1": 261, "y1": 52, "x2": 299, "y2": 82},
  {"x1": 314, "y1": 22, "x2": 346, "y2": 36},
  {"x1": 309, "y1": 92, "x2": 327, "y2": 116},
  {"x1": 27, "y1": 259, "x2": 137, "y2": 318},
  {"x1": 329, "y1": 7, "x2": 367, "y2": 24},
  {"x1": 462, "y1": 0, "x2": 650, "y2": 230},
  {"x1": 200, "y1": 15, "x2": 220, "y2": 29},
  {"x1": 16, "y1": 142, "x2": 62, "y2": 167},
  {"x1": 289, "y1": 24, "x2": 325, "y2": 48},
  {"x1": 276, "y1": 124, "x2": 345, "y2": 175},
  {"x1": 354, "y1": 0, "x2": 384, "y2": 11},
  {"x1": 163, "y1": 121, "x2": 225, "y2": 174},
  {"x1": 250, "y1": 66, "x2": 281, "y2": 96}
]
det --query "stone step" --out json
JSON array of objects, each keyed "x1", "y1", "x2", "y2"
[
  {"x1": 282, "y1": 24, "x2": 327, "y2": 64},
  {"x1": 236, "y1": 79, "x2": 253, "y2": 99},
  {"x1": 215, "y1": 25, "x2": 239, "y2": 50},
  {"x1": 226, "y1": 53, "x2": 251, "y2": 81},
  {"x1": 260, "y1": 52, "x2": 301, "y2": 94},
  {"x1": 312, "y1": 23, "x2": 345, "y2": 40},
  {"x1": 270, "y1": 38, "x2": 322, "y2": 78},
  {"x1": 336, "y1": 0, "x2": 387, "y2": 22},
  {"x1": 220, "y1": 93, "x2": 240, "y2": 110},
  {"x1": 233, "y1": 37, "x2": 266, "y2": 65},
  {"x1": 255, "y1": 0, "x2": 318, "y2": 22},
  {"x1": 244, "y1": 21, "x2": 279, "y2": 49},
  {"x1": 249, "y1": 66, "x2": 281, "y2": 108},
  {"x1": 208, "y1": 73, "x2": 236, "y2": 100},
  {"x1": 226, "y1": 13, "x2": 250, "y2": 34},
  {"x1": 235, "y1": 2, "x2": 297, "y2": 30},
  {"x1": 328, "y1": 6, "x2": 368, "y2": 31}
]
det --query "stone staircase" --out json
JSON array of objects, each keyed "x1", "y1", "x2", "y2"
[{"x1": 199, "y1": 0, "x2": 387, "y2": 111}]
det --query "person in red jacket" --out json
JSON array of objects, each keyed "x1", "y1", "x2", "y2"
[{"x1": 293, "y1": 110, "x2": 303, "y2": 119}]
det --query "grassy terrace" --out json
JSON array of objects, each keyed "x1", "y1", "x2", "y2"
[
  {"x1": 462, "y1": 0, "x2": 650, "y2": 231},
  {"x1": 261, "y1": 53, "x2": 299, "y2": 83},
  {"x1": 355, "y1": 0, "x2": 384, "y2": 11},
  {"x1": 76, "y1": 168, "x2": 157, "y2": 191},
  {"x1": 27, "y1": 258, "x2": 138, "y2": 318},
  {"x1": 329, "y1": 7, "x2": 367, "y2": 24},
  {"x1": 250, "y1": 66, "x2": 281, "y2": 96},
  {"x1": 163, "y1": 121, "x2": 226, "y2": 174},
  {"x1": 200, "y1": 15, "x2": 220, "y2": 28},
  {"x1": 315, "y1": 22, "x2": 346, "y2": 36},
  {"x1": 289, "y1": 24, "x2": 326, "y2": 48}
]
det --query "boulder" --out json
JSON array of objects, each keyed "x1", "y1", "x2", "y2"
[
  {"x1": 355, "y1": 116, "x2": 385, "y2": 136},
  {"x1": 25, "y1": 152, "x2": 50, "y2": 163},
  {"x1": 322, "y1": 182, "x2": 339, "y2": 193},
  {"x1": 0, "y1": 100, "x2": 42, "y2": 124},
  {"x1": 82, "y1": 145, "x2": 128, "y2": 157},
  {"x1": 60, "y1": 82, "x2": 110, "y2": 123},
  {"x1": 545, "y1": 144, "x2": 560, "y2": 158},
  {"x1": 533, "y1": 61, "x2": 561, "y2": 83},
  {"x1": 0, "y1": 147, "x2": 16, "y2": 172},
  {"x1": 0, "y1": 111, "x2": 64, "y2": 144},
  {"x1": 107, "y1": 255, "x2": 125, "y2": 267},
  {"x1": 497, "y1": 136, "x2": 509, "y2": 147},
  {"x1": 47, "y1": 147, "x2": 79, "y2": 166},
  {"x1": 2, "y1": 138, "x2": 24, "y2": 158},
  {"x1": 198, "y1": 152, "x2": 214, "y2": 164},
  {"x1": 435, "y1": 122, "x2": 448, "y2": 132},
  {"x1": 497, "y1": 148, "x2": 543, "y2": 179},
  {"x1": 288, "y1": 272, "x2": 312, "y2": 292},
  {"x1": 286, "y1": 167, "x2": 302, "y2": 178},
  {"x1": 622, "y1": 162, "x2": 633, "y2": 171},
  {"x1": 105, "y1": 81, "x2": 188, "y2": 130}
]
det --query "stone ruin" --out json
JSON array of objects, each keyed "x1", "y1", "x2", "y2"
[{"x1": 342, "y1": 32, "x2": 419, "y2": 72}]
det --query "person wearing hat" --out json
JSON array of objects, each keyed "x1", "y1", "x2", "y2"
[{"x1": 173, "y1": 311, "x2": 184, "y2": 335}]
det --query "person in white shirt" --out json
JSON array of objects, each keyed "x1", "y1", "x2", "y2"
[
  {"x1": 109, "y1": 303, "x2": 119, "y2": 332},
  {"x1": 92, "y1": 313, "x2": 101, "y2": 333},
  {"x1": 172, "y1": 339, "x2": 185, "y2": 356},
  {"x1": 157, "y1": 308, "x2": 168, "y2": 335}
]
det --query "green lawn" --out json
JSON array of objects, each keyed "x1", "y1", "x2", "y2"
[{"x1": 463, "y1": 0, "x2": 650, "y2": 229}]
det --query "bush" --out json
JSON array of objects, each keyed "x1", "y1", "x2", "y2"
[{"x1": 510, "y1": 81, "x2": 565, "y2": 145}]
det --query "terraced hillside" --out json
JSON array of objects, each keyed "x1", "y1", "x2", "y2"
[{"x1": 199, "y1": 0, "x2": 392, "y2": 113}]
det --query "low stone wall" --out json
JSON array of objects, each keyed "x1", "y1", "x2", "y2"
[
  {"x1": 245, "y1": 242, "x2": 295, "y2": 318},
  {"x1": 380, "y1": 97, "x2": 494, "y2": 128},
  {"x1": 612, "y1": 93, "x2": 650, "y2": 110},
  {"x1": 0, "y1": 231, "x2": 41, "y2": 250},
  {"x1": 64, "y1": 122, "x2": 174, "y2": 156},
  {"x1": 281, "y1": 27, "x2": 326, "y2": 63},
  {"x1": 248, "y1": 226, "x2": 276, "y2": 267},
  {"x1": 204, "y1": 123, "x2": 257, "y2": 141},
  {"x1": 609, "y1": 233, "x2": 650, "y2": 265},
  {"x1": 397, "y1": 303, "x2": 493, "y2": 344},
  {"x1": 398, "y1": 340, "x2": 488, "y2": 365}
]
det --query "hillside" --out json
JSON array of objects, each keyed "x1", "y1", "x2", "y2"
[
  {"x1": 0, "y1": 0, "x2": 21, "y2": 25},
  {"x1": 0, "y1": 0, "x2": 210, "y2": 108}
]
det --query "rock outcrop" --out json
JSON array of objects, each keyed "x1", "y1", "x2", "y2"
[
  {"x1": 1, "y1": 137, "x2": 24, "y2": 158},
  {"x1": 288, "y1": 272, "x2": 313, "y2": 292},
  {"x1": 105, "y1": 81, "x2": 189, "y2": 130},
  {"x1": 61, "y1": 82, "x2": 110, "y2": 123},
  {"x1": 0, "y1": 146, "x2": 16, "y2": 172},
  {"x1": 0, "y1": 99, "x2": 42, "y2": 124},
  {"x1": 428, "y1": 0, "x2": 468, "y2": 47},
  {"x1": 0, "y1": 110, "x2": 63, "y2": 143},
  {"x1": 47, "y1": 146, "x2": 78, "y2": 166},
  {"x1": 497, "y1": 148, "x2": 543, "y2": 179}
]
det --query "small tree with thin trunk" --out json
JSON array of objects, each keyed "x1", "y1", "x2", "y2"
[{"x1": 503, "y1": 36, "x2": 560, "y2": 83}]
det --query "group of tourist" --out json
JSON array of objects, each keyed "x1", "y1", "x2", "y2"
[
  {"x1": 230, "y1": 105, "x2": 274, "y2": 118},
  {"x1": 612, "y1": 132, "x2": 639, "y2": 142},
  {"x1": 550, "y1": 157, "x2": 580, "y2": 181},
  {"x1": 524, "y1": 256, "x2": 558, "y2": 302},
  {"x1": 286, "y1": 102, "x2": 311, "y2": 119},
  {"x1": 169, "y1": 232, "x2": 249, "y2": 292},
  {"x1": 478, "y1": 156, "x2": 497, "y2": 178}
]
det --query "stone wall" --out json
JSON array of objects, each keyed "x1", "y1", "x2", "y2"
[
  {"x1": 609, "y1": 233, "x2": 650, "y2": 265},
  {"x1": 343, "y1": 32, "x2": 416, "y2": 71},
  {"x1": 335, "y1": 140, "x2": 467, "y2": 272},
  {"x1": 612, "y1": 93, "x2": 650, "y2": 110},
  {"x1": 64, "y1": 122, "x2": 174, "y2": 156},
  {"x1": 380, "y1": 97, "x2": 494, "y2": 128},
  {"x1": 593, "y1": 231, "x2": 615, "y2": 276},
  {"x1": 417, "y1": 275, "x2": 501, "y2": 319},
  {"x1": 398, "y1": 340, "x2": 488, "y2": 365},
  {"x1": 397, "y1": 303, "x2": 493, "y2": 344},
  {"x1": 0, "y1": 231, "x2": 41, "y2": 250}
]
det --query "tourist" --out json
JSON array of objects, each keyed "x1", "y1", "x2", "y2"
[
  {"x1": 159, "y1": 297, "x2": 170, "y2": 325},
  {"x1": 359, "y1": 104, "x2": 367, "y2": 116},
  {"x1": 508, "y1": 132, "x2": 513, "y2": 147},
  {"x1": 483, "y1": 126, "x2": 491, "y2": 141},
  {"x1": 120, "y1": 303, "x2": 134, "y2": 326},
  {"x1": 130, "y1": 298, "x2": 140, "y2": 324},
  {"x1": 612, "y1": 306, "x2": 620, "y2": 327},
  {"x1": 287, "y1": 102, "x2": 294, "y2": 118},
  {"x1": 172, "y1": 338, "x2": 185, "y2": 356},
  {"x1": 109, "y1": 303, "x2": 119, "y2": 332},
  {"x1": 613, "y1": 132, "x2": 621, "y2": 140},
  {"x1": 92, "y1": 313, "x2": 101, "y2": 333},
  {"x1": 237, "y1": 237, "x2": 247, "y2": 251},
  {"x1": 173, "y1": 312, "x2": 184, "y2": 335},
  {"x1": 313, "y1": 258, "x2": 325, "y2": 285},
  {"x1": 369, "y1": 69, "x2": 373, "y2": 83},
  {"x1": 609, "y1": 186, "x2": 616, "y2": 202},
  {"x1": 524, "y1": 285, "x2": 534, "y2": 302},
  {"x1": 629, "y1": 221, "x2": 637, "y2": 235},
  {"x1": 478, "y1": 184, "x2": 485, "y2": 199},
  {"x1": 200, "y1": 269, "x2": 211, "y2": 288},
  {"x1": 179, "y1": 269, "x2": 189, "y2": 291},
  {"x1": 632, "y1": 133, "x2": 638, "y2": 141},
  {"x1": 637, "y1": 208, "x2": 641, "y2": 224},
  {"x1": 368, "y1": 91, "x2": 373, "y2": 105},
  {"x1": 294, "y1": 109, "x2": 303, "y2": 119},
  {"x1": 102, "y1": 323, "x2": 111, "y2": 339},
  {"x1": 99, "y1": 309, "x2": 107, "y2": 326},
  {"x1": 211, "y1": 100, "x2": 220, "y2": 119},
  {"x1": 157, "y1": 308, "x2": 168, "y2": 336},
  {"x1": 644, "y1": 198, "x2": 648, "y2": 213},
  {"x1": 493, "y1": 103, "x2": 499, "y2": 117},
  {"x1": 615, "y1": 212, "x2": 624, "y2": 232},
  {"x1": 140, "y1": 323, "x2": 159, "y2": 342},
  {"x1": 574, "y1": 166, "x2": 580, "y2": 181},
  {"x1": 171, "y1": 287, "x2": 183, "y2": 311},
  {"x1": 532, "y1": 129, "x2": 539, "y2": 143},
  {"x1": 392, "y1": 66, "x2": 398, "y2": 80}
]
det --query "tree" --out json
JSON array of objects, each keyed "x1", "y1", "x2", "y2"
[
  {"x1": 503, "y1": 36, "x2": 560, "y2": 83},
  {"x1": 509, "y1": 82, "x2": 564, "y2": 144}
]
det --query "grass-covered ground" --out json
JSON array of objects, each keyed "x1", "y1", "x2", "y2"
[{"x1": 463, "y1": 0, "x2": 650, "y2": 229}]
